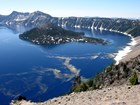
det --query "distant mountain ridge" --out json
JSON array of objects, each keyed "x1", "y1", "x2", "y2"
[
  {"x1": 0, "y1": 11, "x2": 52, "y2": 29},
  {"x1": 0, "y1": 11, "x2": 140, "y2": 36}
]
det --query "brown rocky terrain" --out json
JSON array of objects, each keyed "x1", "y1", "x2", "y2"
[{"x1": 11, "y1": 84, "x2": 140, "y2": 105}]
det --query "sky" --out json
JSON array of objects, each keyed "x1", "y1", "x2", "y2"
[{"x1": 0, "y1": 0, "x2": 140, "y2": 18}]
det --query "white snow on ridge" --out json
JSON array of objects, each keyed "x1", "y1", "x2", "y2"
[{"x1": 14, "y1": 15, "x2": 29, "y2": 21}]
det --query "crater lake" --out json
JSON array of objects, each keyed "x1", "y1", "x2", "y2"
[{"x1": 0, "y1": 27, "x2": 131, "y2": 105}]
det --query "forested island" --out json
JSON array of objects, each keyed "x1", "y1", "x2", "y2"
[{"x1": 19, "y1": 24, "x2": 106, "y2": 45}]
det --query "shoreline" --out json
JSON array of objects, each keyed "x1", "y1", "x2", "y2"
[
  {"x1": 92, "y1": 27, "x2": 137, "y2": 65},
  {"x1": 119, "y1": 36, "x2": 140, "y2": 62},
  {"x1": 114, "y1": 35, "x2": 138, "y2": 64}
]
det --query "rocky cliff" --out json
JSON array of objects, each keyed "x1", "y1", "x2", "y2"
[
  {"x1": 0, "y1": 11, "x2": 140, "y2": 37},
  {"x1": 71, "y1": 55, "x2": 140, "y2": 92}
]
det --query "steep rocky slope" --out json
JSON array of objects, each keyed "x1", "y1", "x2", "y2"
[
  {"x1": 0, "y1": 11, "x2": 52, "y2": 29},
  {"x1": 0, "y1": 11, "x2": 140, "y2": 37},
  {"x1": 11, "y1": 85, "x2": 140, "y2": 105},
  {"x1": 71, "y1": 55, "x2": 140, "y2": 92}
]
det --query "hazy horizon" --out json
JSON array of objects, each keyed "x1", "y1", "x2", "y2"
[
  {"x1": 0, "y1": 11, "x2": 139, "y2": 20},
  {"x1": 0, "y1": 0, "x2": 140, "y2": 18}
]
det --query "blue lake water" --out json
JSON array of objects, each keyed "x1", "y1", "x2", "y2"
[{"x1": 0, "y1": 27, "x2": 131, "y2": 105}]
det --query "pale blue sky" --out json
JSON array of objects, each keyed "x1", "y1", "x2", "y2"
[{"x1": 0, "y1": 0, "x2": 139, "y2": 18}]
